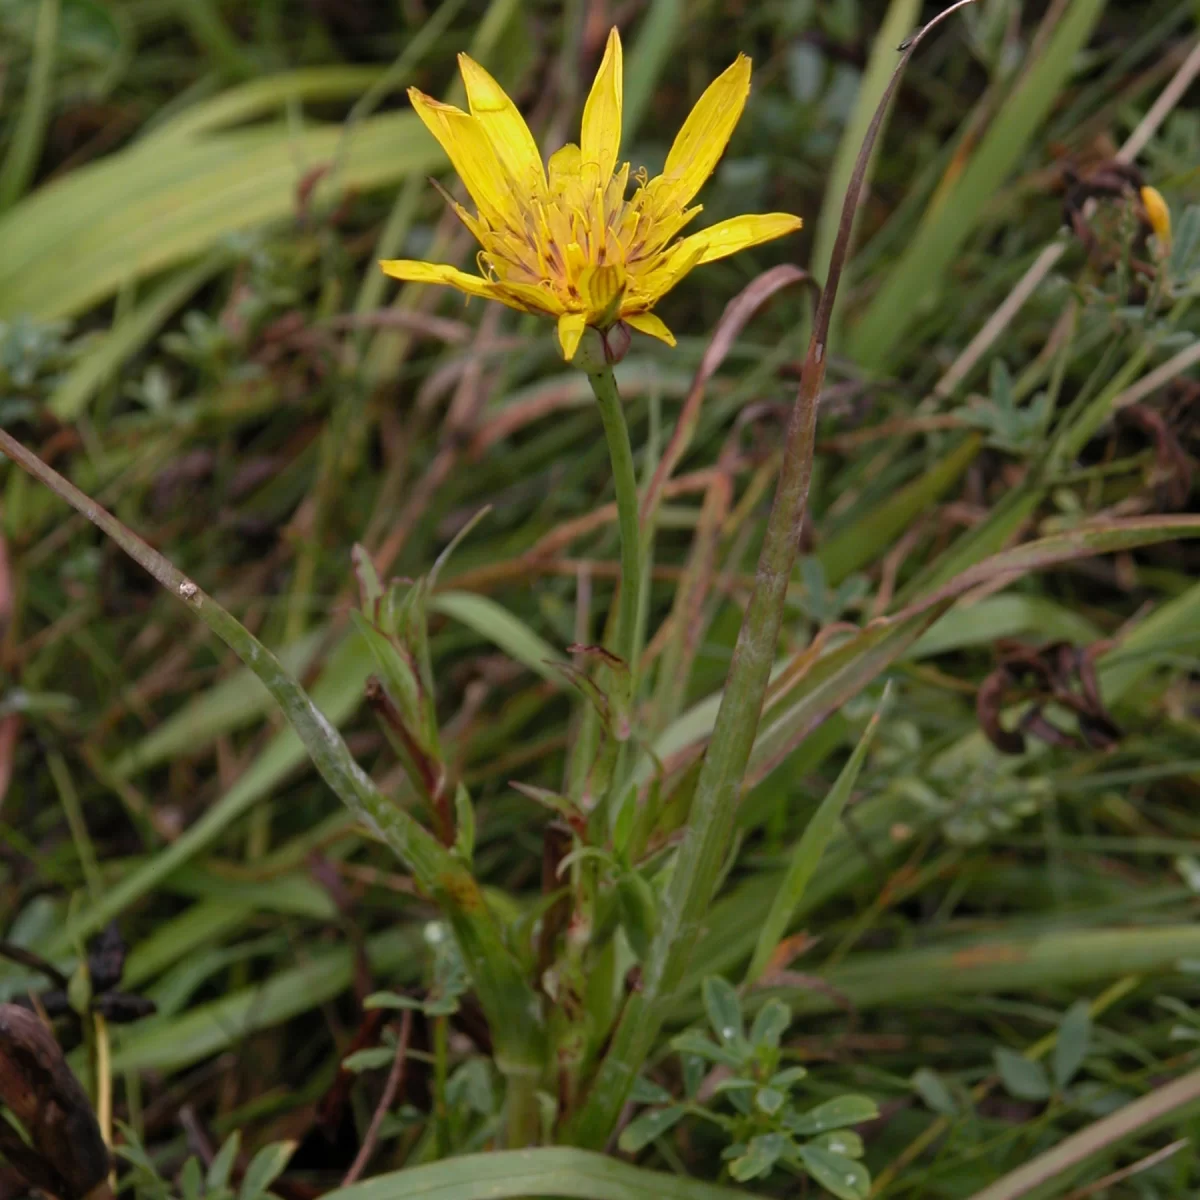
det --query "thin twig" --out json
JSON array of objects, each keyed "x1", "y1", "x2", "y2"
[
  {"x1": 1112, "y1": 337, "x2": 1200, "y2": 411},
  {"x1": 1119, "y1": 37, "x2": 1200, "y2": 163},
  {"x1": 341, "y1": 1009, "x2": 414, "y2": 1186}
]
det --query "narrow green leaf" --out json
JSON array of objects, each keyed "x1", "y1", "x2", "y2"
[
  {"x1": 0, "y1": 0, "x2": 59, "y2": 212},
  {"x1": 630, "y1": 1077, "x2": 674, "y2": 1106},
  {"x1": 206, "y1": 1131, "x2": 240, "y2": 1191},
  {"x1": 180, "y1": 1154, "x2": 202, "y2": 1200},
  {"x1": 239, "y1": 1142, "x2": 296, "y2": 1200},
  {"x1": 106, "y1": 927, "x2": 418, "y2": 1074},
  {"x1": 49, "y1": 634, "x2": 371, "y2": 955},
  {"x1": 343, "y1": 1048, "x2": 398, "y2": 1073},
  {"x1": 623, "y1": 0, "x2": 685, "y2": 140},
  {"x1": 431, "y1": 591, "x2": 564, "y2": 683},
  {"x1": 746, "y1": 689, "x2": 887, "y2": 984},
  {"x1": 617, "y1": 1105, "x2": 687, "y2": 1153},
  {"x1": 109, "y1": 628, "x2": 330, "y2": 778},
  {"x1": 703, "y1": 976, "x2": 744, "y2": 1046},
  {"x1": 907, "y1": 594, "x2": 1099, "y2": 660},
  {"x1": 140, "y1": 66, "x2": 386, "y2": 144},
  {"x1": 1053, "y1": 1000, "x2": 1092, "y2": 1091},
  {"x1": 670, "y1": 1030, "x2": 742, "y2": 1068},
  {"x1": 364, "y1": 991, "x2": 421, "y2": 1011},
  {"x1": 616, "y1": 871, "x2": 658, "y2": 962}
]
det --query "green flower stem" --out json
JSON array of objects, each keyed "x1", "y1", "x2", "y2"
[
  {"x1": 0, "y1": 426, "x2": 545, "y2": 1144},
  {"x1": 585, "y1": 365, "x2": 642, "y2": 827},
  {"x1": 590, "y1": 365, "x2": 642, "y2": 688}
]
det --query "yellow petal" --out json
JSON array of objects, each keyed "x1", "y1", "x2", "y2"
[
  {"x1": 629, "y1": 238, "x2": 709, "y2": 307},
  {"x1": 457, "y1": 54, "x2": 546, "y2": 194},
  {"x1": 646, "y1": 54, "x2": 751, "y2": 214},
  {"x1": 687, "y1": 212, "x2": 803, "y2": 266},
  {"x1": 635, "y1": 212, "x2": 801, "y2": 305},
  {"x1": 557, "y1": 312, "x2": 588, "y2": 360},
  {"x1": 496, "y1": 280, "x2": 566, "y2": 316},
  {"x1": 623, "y1": 311, "x2": 676, "y2": 347},
  {"x1": 380, "y1": 258, "x2": 535, "y2": 315},
  {"x1": 407, "y1": 88, "x2": 516, "y2": 228},
  {"x1": 580, "y1": 28, "x2": 623, "y2": 186},
  {"x1": 380, "y1": 257, "x2": 497, "y2": 300}
]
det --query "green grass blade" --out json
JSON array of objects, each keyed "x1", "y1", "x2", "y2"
[
  {"x1": 0, "y1": 0, "x2": 59, "y2": 212},
  {"x1": 704, "y1": 926, "x2": 1200, "y2": 1021},
  {"x1": 323, "y1": 1149, "x2": 758, "y2": 1200},
  {"x1": 624, "y1": 0, "x2": 685, "y2": 140},
  {"x1": 139, "y1": 66, "x2": 386, "y2": 144},
  {"x1": 108, "y1": 927, "x2": 420, "y2": 1075},
  {"x1": 906, "y1": 594, "x2": 1100, "y2": 659},
  {"x1": 432, "y1": 592, "x2": 565, "y2": 683},
  {"x1": 121, "y1": 900, "x2": 246, "y2": 990},
  {"x1": 745, "y1": 690, "x2": 887, "y2": 985},
  {"x1": 0, "y1": 113, "x2": 443, "y2": 319},
  {"x1": 809, "y1": 0, "x2": 922, "y2": 331}
]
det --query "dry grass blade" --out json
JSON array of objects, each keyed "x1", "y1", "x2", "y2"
[{"x1": 967, "y1": 1067, "x2": 1200, "y2": 1200}]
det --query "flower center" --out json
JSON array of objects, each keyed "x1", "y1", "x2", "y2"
[{"x1": 471, "y1": 151, "x2": 697, "y2": 323}]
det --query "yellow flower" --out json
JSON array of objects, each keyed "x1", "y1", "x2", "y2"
[{"x1": 381, "y1": 29, "x2": 802, "y2": 362}]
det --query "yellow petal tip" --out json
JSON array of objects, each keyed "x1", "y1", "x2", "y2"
[{"x1": 1141, "y1": 185, "x2": 1171, "y2": 247}]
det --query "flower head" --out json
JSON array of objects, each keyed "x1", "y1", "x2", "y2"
[{"x1": 381, "y1": 29, "x2": 802, "y2": 362}]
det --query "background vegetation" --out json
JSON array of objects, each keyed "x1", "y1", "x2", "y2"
[{"x1": 1, "y1": 0, "x2": 1200, "y2": 1197}]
